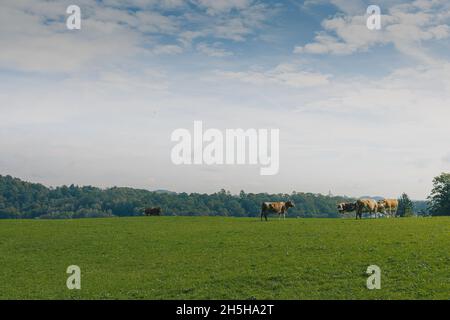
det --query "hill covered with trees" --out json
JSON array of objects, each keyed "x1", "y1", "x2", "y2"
[{"x1": 0, "y1": 174, "x2": 430, "y2": 219}]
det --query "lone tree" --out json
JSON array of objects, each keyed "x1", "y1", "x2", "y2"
[
  {"x1": 428, "y1": 172, "x2": 450, "y2": 216},
  {"x1": 397, "y1": 193, "x2": 414, "y2": 217}
]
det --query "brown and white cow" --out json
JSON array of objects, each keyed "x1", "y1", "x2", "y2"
[
  {"x1": 261, "y1": 201, "x2": 295, "y2": 221},
  {"x1": 337, "y1": 202, "x2": 356, "y2": 214},
  {"x1": 355, "y1": 199, "x2": 378, "y2": 219},
  {"x1": 377, "y1": 199, "x2": 398, "y2": 217}
]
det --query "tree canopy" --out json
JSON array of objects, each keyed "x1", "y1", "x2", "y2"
[
  {"x1": 0, "y1": 175, "x2": 430, "y2": 219},
  {"x1": 397, "y1": 193, "x2": 414, "y2": 217},
  {"x1": 0, "y1": 175, "x2": 353, "y2": 219},
  {"x1": 428, "y1": 172, "x2": 450, "y2": 216}
]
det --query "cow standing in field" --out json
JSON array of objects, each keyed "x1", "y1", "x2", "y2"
[
  {"x1": 337, "y1": 202, "x2": 356, "y2": 215},
  {"x1": 354, "y1": 199, "x2": 378, "y2": 219},
  {"x1": 377, "y1": 199, "x2": 398, "y2": 218},
  {"x1": 144, "y1": 207, "x2": 162, "y2": 216},
  {"x1": 338, "y1": 201, "x2": 379, "y2": 218},
  {"x1": 261, "y1": 201, "x2": 295, "y2": 221}
]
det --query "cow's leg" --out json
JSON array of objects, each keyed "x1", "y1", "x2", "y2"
[
  {"x1": 357, "y1": 209, "x2": 361, "y2": 219},
  {"x1": 261, "y1": 211, "x2": 264, "y2": 221}
]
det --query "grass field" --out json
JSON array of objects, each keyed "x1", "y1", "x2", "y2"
[{"x1": 0, "y1": 216, "x2": 449, "y2": 299}]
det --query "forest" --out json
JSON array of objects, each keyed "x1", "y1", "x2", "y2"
[{"x1": 0, "y1": 174, "x2": 431, "y2": 219}]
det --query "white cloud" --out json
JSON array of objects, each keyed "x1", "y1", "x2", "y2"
[
  {"x1": 295, "y1": 1, "x2": 450, "y2": 62},
  {"x1": 178, "y1": 30, "x2": 207, "y2": 47},
  {"x1": 0, "y1": 1, "x2": 154, "y2": 72},
  {"x1": 294, "y1": 32, "x2": 365, "y2": 55},
  {"x1": 208, "y1": 2, "x2": 274, "y2": 41},
  {"x1": 196, "y1": 42, "x2": 233, "y2": 57},
  {"x1": 304, "y1": 0, "x2": 366, "y2": 15},
  {"x1": 151, "y1": 44, "x2": 184, "y2": 55},
  {"x1": 101, "y1": 0, "x2": 186, "y2": 9},
  {"x1": 96, "y1": 69, "x2": 170, "y2": 91},
  {"x1": 133, "y1": 10, "x2": 180, "y2": 34},
  {"x1": 217, "y1": 63, "x2": 331, "y2": 88},
  {"x1": 299, "y1": 61, "x2": 450, "y2": 118},
  {"x1": 194, "y1": 0, "x2": 252, "y2": 15},
  {"x1": 0, "y1": 0, "x2": 270, "y2": 73}
]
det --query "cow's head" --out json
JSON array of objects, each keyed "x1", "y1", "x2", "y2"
[{"x1": 285, "y1": 201, "x2": 295, "y2": 208}]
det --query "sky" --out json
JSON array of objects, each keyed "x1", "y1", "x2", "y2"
[{"x1": 1, "y1": 0, "x2": 449, "y2": 199}]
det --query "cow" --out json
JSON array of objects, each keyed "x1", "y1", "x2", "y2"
[
  {"x1": 377, "y1": 199, "x2": 398, "y2": 218},
  {"x1": 144, "y1": 207, "x2": 162, "y2": 216},
  {"x1": 337, "y1": 202, "x2": 356, "y2": 214},
  {"x1": 354, "y1": 199, "x2": 378, "y2": 219},
  {"x1": 260, "y1": 201, "x2": 295, "y2": 221}
]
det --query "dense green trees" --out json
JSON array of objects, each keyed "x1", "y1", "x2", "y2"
[
  {"x1": 0, "y1": 175, "x2": 433, "y2": 219},
  {"x1": 428, "y1": 172, "x2": 450, "y2": 216},
  {"x1": 397, "y1": 193, "x2": 414, "y2": 217},
  {"x1": 0, "y1": 175, "x2": 353, "y2": 219}
]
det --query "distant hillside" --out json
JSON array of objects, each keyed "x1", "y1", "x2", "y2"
[{"x1": 359, "y1": 196, "x2": 385, "y2": 201}]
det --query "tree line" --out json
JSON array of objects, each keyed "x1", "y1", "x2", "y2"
[{"x1": 0, "y1": 173, "x2": 447, "y2": 219}]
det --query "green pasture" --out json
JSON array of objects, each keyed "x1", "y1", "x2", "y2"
[{"x1": 0, "y1": 216, "x2": 448, "y2": 299}]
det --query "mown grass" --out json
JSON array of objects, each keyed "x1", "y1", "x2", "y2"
[{"x1": 0, "y1": 216, "x2": 448, "y2": 299}]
